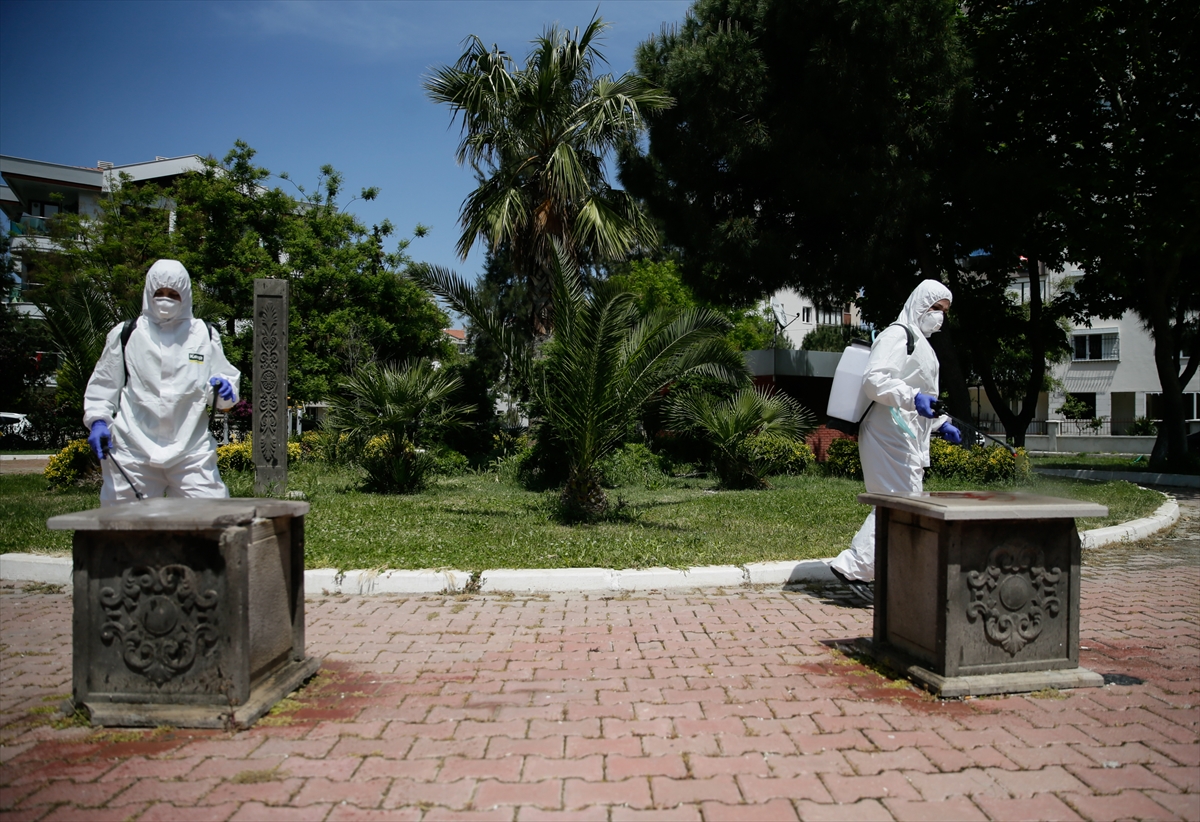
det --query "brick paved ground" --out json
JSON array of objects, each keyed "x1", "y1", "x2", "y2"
[{"x1": 1, "y1": 495, "x2": 1196, "y2": 821}]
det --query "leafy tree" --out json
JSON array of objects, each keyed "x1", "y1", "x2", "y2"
[
  {"x1": 414, "y1": 244, "x2": 747, "y2": 517},
  {"x1": 0, "y1": 232, "x2": 55, "y2": 427},
  {"x1": 608, "y1": 258, "x2": 789, "y2": 351},
  {"x1": 668, "y1": 385, "x2": 816, "y2": 488},
  {"x1": 425, "y1": 16, "x2": 672, "y2": 337},
  {"x1": 620, "y1": 0, "x2": 969, "y2": 310},
  {"x1": 963, "y1": 0, "x2": 1200, "y2": 470},
  {"x1": 175, "y1": 143, "x2": 452, "y2": 403},
  {"x1": 17, "y1": 142, "x2": 452, "y2": 428},
  {"x1": 800, "y1": 324, "x2": 856, "y2": 353},
  {"x1": 18, "y1": 174, "x2": 177, "y2": 430}
]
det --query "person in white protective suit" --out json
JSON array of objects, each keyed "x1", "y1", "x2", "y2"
[
  {"x1": 84, "y1": 260, "x2": 241, "y2": 505},
  {"x1": 829, "y1": 279, "x2": 961, "y2": 603}
]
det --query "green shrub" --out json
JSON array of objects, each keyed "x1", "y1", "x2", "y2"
[
  {"x1": 44, "y1": 439, "x2": 100, "y2": 489},
  {"x1": 217, "y1": 439, "x2": 254, "y2": 473},
  {"x1": 928, "y1": 438, "x2": 1030, "y2": 483},
  {"x1": 1125, "y1": 417, "x2": 1157, "y2": 436},
  {"x1": 742, "y1": 434, "x2": 815, "y2": 476},
  {"x1": 598, "y1": 443, "x2": 668, "y2": 489},
  {"x1": 361, "y1": 434, "x2": 437, "y2": 493},
  {"x1": 217, "y1": 436, "x2": 303, "y2": 473},
  {"x1": 432, "y1": 448, "x2": 471, "y2": 476},
  {"x1": 825, "y1": 438, "x2": 862, "y2": 479},
  {"x1": 927, "y1": 436, "x2": 973, "y2": 479}
]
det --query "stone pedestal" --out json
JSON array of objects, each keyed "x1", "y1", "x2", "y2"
[
  {"x1": 48, "y1": 499, "x2": 320, "y2": 728},
  {"x1": 855, "y1": 491, "x2": 1107, "y2": 697}
]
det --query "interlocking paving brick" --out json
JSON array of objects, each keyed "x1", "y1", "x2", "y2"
[
  {"x1": 1060, "y1": 789, "x2": 1184, "y2": 822},
  {"x1": 0, "y1": 515, "x2": 1195, "y2": 822}
]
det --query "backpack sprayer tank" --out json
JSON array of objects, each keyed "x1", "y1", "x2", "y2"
[{"x1": 826, "y1": 339, "x2": 873, "y2": 434}]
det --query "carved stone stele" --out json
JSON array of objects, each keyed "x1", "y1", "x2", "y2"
[{"x1": 254, "y1": 279, "x2": 288, "y2": 497}]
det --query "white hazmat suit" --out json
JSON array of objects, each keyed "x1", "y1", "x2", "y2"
[
  {"x1": 829, "y1": 279, "x2": 953, "y2": 583},
  {"x1": 84, "y1": 260, "x2": 241, "y2": 505}
]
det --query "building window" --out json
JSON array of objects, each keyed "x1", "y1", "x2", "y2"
[
  {"x1": 802, "y1": 307, "x2": 812, "y2": 323},
  {"x1": 1072, "y1": 332, "x2": 1119, "y2": 361},
  {"x1": 1147, "y1": 393, "x2": 1198, "y2": 420}
]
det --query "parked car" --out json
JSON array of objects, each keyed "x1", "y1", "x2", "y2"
[{"x1": 0, "y1": 412, "x2": 36, "y2": 446}]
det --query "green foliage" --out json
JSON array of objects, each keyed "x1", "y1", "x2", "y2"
[
  {"x1": 1056, "y1": 393, "x2": 1094, "y2": 420},
  {"x1": 608, "y1": 257, "x2": 787, "y2": 352},
  {"x1": 742, "y1": 435, "x2": 815, "y2": 477},
  {"x1": 415, "y1": 246, "x2": 748, "y2": 516},
  {"x1": 432, "y1": 448, "x2": 471, "y2": 476},
  {"x1": 669, "y1": 386, "x2": 817, "y2": 489},
  {"x1": 217, "y1": 437, "x2": 303, "y2": 473},
  {"x1": 360, "y1": 435, "x2": 438, "y2": 493},
  {"x1": 1126, "y1": 417, "x2": 1157, "y2": 436},
  {"x1": 44, "y1": 439, "x2": 99, "y2": 489},
  {"x1": 824, "y1": 438, "x2": 863, "y2": 480},
  {"x1": 927, "y1": 438, "x2": 1031, "y2": 484},
  {"x1": 801, "y1": 325, "x2": 857, "y2": 353},
  {"x1": 425, "y1": 16, "x2": 671, "y2": 335},
  {"x1": 324, "y1": 359, "x2": 474, "y2": 493},
  {"x1": 175, "y1": 142, "x2": 452, "y2": 402},
  {"x1": 968, "y1": 0, "x2": 1199, "y2": 468},
  {"x1": 597, "y1": 443, "x2": 669, "y2": 489},
  {"x1": 217, "y1": 439, "x2": 253, "y2": 473},
  {"x1": 22, "y1": 141, "x2": 450, "y2": 425},
  {"x1": 620, "y1": 0, "x2": 969, "y2": 309}
]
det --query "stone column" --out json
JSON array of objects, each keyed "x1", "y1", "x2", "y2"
[{"x1": 253, "y1": 279, "x2": 288, "y2": 496}]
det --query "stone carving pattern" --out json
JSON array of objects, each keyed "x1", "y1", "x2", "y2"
[
  {"x1": 256, "y1": 297, "x2": 281, "y2": 465},
  {"x1": 966, "y1": 542, "x2": 1061, "y2": 655},
  {"x1": 99, "y1": 565, "x2": 219, "y2": 685}
]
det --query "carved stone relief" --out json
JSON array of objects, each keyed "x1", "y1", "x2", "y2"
[
  {"x1": 966, "y1": 541, "x2": 1062, "y2": 655},
  {"x1": 99, "y1": 565, "x2": 219, "y2": 686},
  {"x1": 256, "y1": 298, "x2": 281, "y2": 466}
]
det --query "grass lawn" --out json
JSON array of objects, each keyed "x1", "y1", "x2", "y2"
[
  {"x1": 1032, "y1": 453, "x2": 1200, "y2": 475},
  {"x1": 0, "y1": 463, "x2": 1167, "y2": 570}
]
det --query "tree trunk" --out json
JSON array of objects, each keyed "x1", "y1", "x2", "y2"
[
  {"x1": 1142, "y1": 254, "x2": 1193, "y2": 471},
  {"x1": 974, "y1": 259, "x2": 1050, "y2": 449}
]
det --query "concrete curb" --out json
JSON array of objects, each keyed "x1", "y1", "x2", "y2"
[
  {"x1": 1, "y1": 494, "x2": 1181, "y2": 594},
  {"x1": 1079, "y1": 497, "x2": 1180, "y2": 549},
  {"x1": 1035, "y1": 466, "x2": 1200, "y2": 488}
]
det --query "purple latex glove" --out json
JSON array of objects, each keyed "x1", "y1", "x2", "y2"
[
  {"x1": 914, "y1": 393, "x2": 939, "y2": 419},
  {"x1": 88, "y1": 420, "x2": 110, "y2": 460},
  {"x1": 939, "y1": 422, "x2": 963, "y2": 445},
  {"x1": 209, "y1": 376, "x2": 236, "y2": 402}
]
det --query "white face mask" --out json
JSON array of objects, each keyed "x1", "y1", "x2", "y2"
[
  {"x1": 153, "y1": 296, "x2": 182, "y2": 321},
  {"x1": 918, "y1": 309, "x2": 944, "y2": 336}
]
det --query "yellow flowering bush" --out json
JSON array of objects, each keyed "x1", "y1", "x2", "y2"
[
  {"x1": 216, "y1": 437, "x2": 303, "y2": 473},
  {"x1": 928, "y1": 437, "x2": 1029, "y2": 483},
  {"x1": 44, "y1": 439, "x2": 100, "y2": 489}
]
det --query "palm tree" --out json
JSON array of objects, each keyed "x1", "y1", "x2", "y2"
[
  {"x1": 415, "y1": 245, "x2": 747, "y2": 517},
  {"x1": 425, "y1": 16, "x2": 671, "y2": 337},
  {"x1": 325, "y1": 359, "x2": 473, "y2": 492},
  {"x1": 669, "y1": 386, "x2": 817, "y2": 489}
]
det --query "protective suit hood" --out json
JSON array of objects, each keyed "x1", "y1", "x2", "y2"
[
  {"x1": 142, "y1": 260, "x2": 194, "y2": 325},
  {"x1": 896, "y1": 279, "x2": 952, "y2": 334}
]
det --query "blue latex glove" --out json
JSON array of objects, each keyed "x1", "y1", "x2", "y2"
[
  {"x1": 88, "y1": 420, "x2": 110, "y2": 460},
  {"x1": 914, "y1": 393, "x2": 939, "y2": 418},
  {"x1": 209, "y1": 376, "x2": 236, "y2": 402},
  {"x1": 939, "y1": 422, "x2": 963, "y2": 445}
]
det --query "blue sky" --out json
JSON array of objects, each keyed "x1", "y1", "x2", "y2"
[{"x1": 0, "y1": 0, "x2": 690, "y2": 279}]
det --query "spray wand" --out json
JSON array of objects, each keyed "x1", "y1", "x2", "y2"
[{"x1": 101, "y1": 439, "x2": 146, "y2": 501}]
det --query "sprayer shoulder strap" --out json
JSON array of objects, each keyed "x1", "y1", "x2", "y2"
[
  {"x1": 120, "y1": 317, "x2": 215, "y2": 387},
  {"x1": 885, "y1": 322, "x2": 917, "y2": 356}
]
